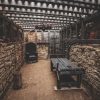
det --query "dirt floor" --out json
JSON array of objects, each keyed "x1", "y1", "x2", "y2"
[{"x1": 4, "y1": 60, "x2": 91, "y2": 100}]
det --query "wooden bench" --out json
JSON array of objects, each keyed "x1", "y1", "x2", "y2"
[{"x1": 50, "y1": 58, "x2": 85, "y2": 89}]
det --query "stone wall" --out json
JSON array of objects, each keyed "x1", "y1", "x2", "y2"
[
  {"x1": 0, "y1": 42, "x2": 24, "y2": 98},
  {"x1": 70, "y1": 45, "x2": 100, "y2": 100}
]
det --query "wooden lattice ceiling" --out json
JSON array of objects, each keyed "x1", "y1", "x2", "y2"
[{"x1": 0, "y1": 0, "x2": 100, "y2": 31}]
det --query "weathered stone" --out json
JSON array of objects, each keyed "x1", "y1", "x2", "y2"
[
  {"x1": 0, "y1": 42, "x2": 24, "y2": 97},
  {"x1": 70, "y1": 45, "x2": 100, "y2": 99}
]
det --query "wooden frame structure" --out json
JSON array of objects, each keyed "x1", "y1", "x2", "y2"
[{"x1": 0, "y1": 0, "x2": 100, "y2": 31}]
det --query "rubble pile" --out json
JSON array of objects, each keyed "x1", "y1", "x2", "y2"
[
  {"x1": 70, "y1": 45, "x2": 100, "y2": 100},
  {"x1": 0, "y1": 42, "x2": 24, "y2": 97}
]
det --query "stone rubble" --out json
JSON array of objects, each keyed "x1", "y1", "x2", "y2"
[
  {"x1": 70, "y1": 45, "x2": 100, "y2": 100},
  {"x1": 0, "y1": 42, "x2": 24, "y2": 97}
]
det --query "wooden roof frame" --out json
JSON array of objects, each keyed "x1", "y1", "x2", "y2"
[{"x1": 0, "y1": 0, "x2": 100, "y2": 31}]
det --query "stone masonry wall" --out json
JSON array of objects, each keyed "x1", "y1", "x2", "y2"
[
  {"x1": 0, "y1": 42, "x2": 24, "y2": 98},
  {"x1": 70, "y1": 45, "x2": 100, "y2": 100}
]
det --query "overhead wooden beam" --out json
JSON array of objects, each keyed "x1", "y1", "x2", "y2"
[
  {"x1": 24, "y1": 0, "x2": 100, "y2": 7},
  {"x1": 7, "y1": 17, "x2": 77, "y2": 23},
  {"x1": 1, "y1": 4, "x2": 91, "y2": 15},
  {"x1": 1, "y1": 0, "x2": 100, "y2": 10},
  {"x1": 2, "y1": 11, "x2": 81, "y2": 19},
  {"x1": 6, "y1": 14, "x2": 77, "y2": 20}
]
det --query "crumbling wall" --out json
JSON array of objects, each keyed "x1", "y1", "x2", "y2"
[
  {"x1": 27, "y1": 32, "x2": 37, "y2": 43},
  {"x1": 70, "y1": 45, "x2": 100, "y2": 100},
  {"x1": 0, "y1": 42, "x2": 24, "y2": 98}
]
